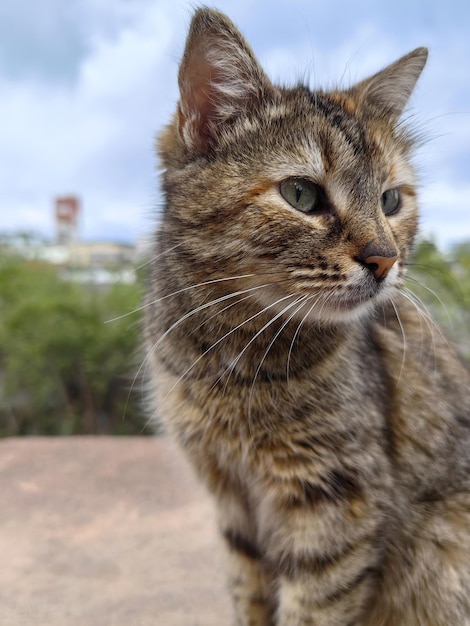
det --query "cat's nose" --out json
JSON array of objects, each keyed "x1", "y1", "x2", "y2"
[
  {"x1": 362, "y1": 254, "x2": 398, "y2": 281},
  {"x1": 355, "y1": 242, "x2": 398, "y2": 281}
]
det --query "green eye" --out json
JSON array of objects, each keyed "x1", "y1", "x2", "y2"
[
  {"x1": 280, "y1": 178, "x2": 321, "y2": 214},
  {"x1": 381, "y1": 188, "x2": 401, "y2": 216}
]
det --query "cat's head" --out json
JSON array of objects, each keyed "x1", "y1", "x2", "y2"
[{"x1": 158, "y1": 8, "x2": 427, "y2": 324}]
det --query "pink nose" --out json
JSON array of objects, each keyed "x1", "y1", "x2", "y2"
[{"x1": 361, "y1": 254, "x2": 398, "y2": 281}]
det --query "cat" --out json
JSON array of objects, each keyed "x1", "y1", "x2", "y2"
[{"x1": 144, "y1": 8, "x2": 470, "y2": 625}]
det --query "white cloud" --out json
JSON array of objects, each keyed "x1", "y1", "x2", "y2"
[
  {"x1": 0, "y1": 0, "x2": 183, "y2": 240},
  {"x1": 421, "y1": 180, "x2": 470, "y2": 246},
  {"x1": 0, "y1": 0, "x2": 468, "y2": 250},
  {"x1": 260, "y1": 21, "x2": 417, "y2": 92}
]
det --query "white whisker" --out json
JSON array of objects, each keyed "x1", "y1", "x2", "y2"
[
  {"x1": 286, "y1": 295, "x2": 319, "y2": 383},
  {"x1": 402, "y1": 286, "x2": 451, "y2": 346},
  {"x1": 390, "y1": 298, "x2": 407, "y2": 387},
  {"x1": 189, "y1": 291, "x2": 258, "y2": 336},
  {"x1": 166, "y1": 293, "x2": 299, "y2": 399},
  {"x1": 214, "y1": 295, "x2": 307, "y2": 396},
  {"x1": 105, "y1": 273, "x2": 259, "y2": 324},
  {"x1": 400, "y1": 285, "x2": 458, "y2": 370},
  {"x1": 247, "y1": 295, "x2": 310, "y2": 421},
  {"x1": 399, "y1": 288, "x2": 436, "y2": 370},
  {"x1": 404, "y1": 274, "x2": 454, "y2": 329},
  {"x1": 126, "y1": 282, "x2": 275, "y2": 421},
  {"x1": 135, "y1": 241, "x2": 184, "y2": 271}
]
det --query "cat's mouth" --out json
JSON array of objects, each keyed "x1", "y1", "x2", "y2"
[
  {"x1": 294, "y1": 275, "x2": 397, "y2": 324},
  {"x1": 318, "y1": 279, "x2": 395, "y2": 320}
]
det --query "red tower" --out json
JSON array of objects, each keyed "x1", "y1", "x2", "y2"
[{"x1": 55, "y1": 196, "x2": 80, "y2": 244}]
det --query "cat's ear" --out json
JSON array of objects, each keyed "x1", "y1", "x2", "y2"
[
  {"x1": 177, "y1": 9, "x2": 274, "y2": 155},
  {"x1": 350, "y1": 47, "x2": 428, "y2": 121}
]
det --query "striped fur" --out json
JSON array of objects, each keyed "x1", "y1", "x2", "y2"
[{"x1": 144, "y1": 8, "x2": 470, "y2": 625}]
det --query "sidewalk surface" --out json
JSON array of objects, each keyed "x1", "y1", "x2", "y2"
[{"x1": 0, "y1": 437, "x2": 231, "y2": 626}]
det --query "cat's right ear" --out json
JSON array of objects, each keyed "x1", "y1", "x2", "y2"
[
  {"x1": 350, "y1": 47, "x2": 428, "y2": 121},
  {"x1": 177, "y1": 9, "x2": 273, "y2": 155}
]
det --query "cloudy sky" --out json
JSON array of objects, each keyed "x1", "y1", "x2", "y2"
[{"x1": 1, "y1": 0, "x2": 469, "y2": 248}]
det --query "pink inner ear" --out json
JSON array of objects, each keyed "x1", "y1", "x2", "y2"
[
  {"x1": 178, "y1": 40, "x2": 225, "y2": 153},
  {"x1": 176, "y1": 22, "x2": 272, "y2": 154},
  {"x1": 181, "y1": 54, "x2": 217, "y2": 122}
]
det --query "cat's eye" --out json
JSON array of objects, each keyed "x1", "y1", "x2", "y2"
[
  {"x1": 381, "y1": 188, "x2": 401, "y2": 216},
  {"x1": 280, "y1": 178, "x2": 322, "y2": 214}
]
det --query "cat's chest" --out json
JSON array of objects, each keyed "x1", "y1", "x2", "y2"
[{"x1": 156, "y1": 356, "x2": 382, "y2": 476}]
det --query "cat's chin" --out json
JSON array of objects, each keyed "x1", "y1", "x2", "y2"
[
  {"x1": 295, "y1": 285, "x2": 396, "y2": 326},
  {"x1": 304, "y1": 296, "x2": 381, "y2": 325}
]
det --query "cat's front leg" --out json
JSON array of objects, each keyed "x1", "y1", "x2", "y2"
[
  {"x1": 217, "y1": 491, "x2": 276, "y2": 626},
  {"x1": 257, "y1": 474, "x2": 384, "y2": 626},
  {"x1": 275, "y1": 567, "x2": 372, "y2": 626},
  {"x1": 224, "y1": 535, "x2": 275, "y2": 626}
]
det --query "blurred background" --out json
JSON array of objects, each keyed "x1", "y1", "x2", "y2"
[{"x1": 1, "y1": 0, "x2": 469, "y2": 436}]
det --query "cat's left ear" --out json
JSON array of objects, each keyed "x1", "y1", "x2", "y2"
[
  {"x1": 177, "y1": 9, "x2": 275, "y2": 155},
  {"x1": 350, "y1": 47, "x2": 428, "y2": 120}
]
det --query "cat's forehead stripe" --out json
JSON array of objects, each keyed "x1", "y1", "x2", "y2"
[
  {"x1": 329, "y1": 92, "x2": 358, "y2": 116},
  {"x1": 320, "y1": 97, "x2": 368, "y2": 154}
]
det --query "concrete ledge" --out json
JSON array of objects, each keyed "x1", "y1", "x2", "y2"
[{"x1": 0, "y1": 437, "x2": 231, "y2": 625}]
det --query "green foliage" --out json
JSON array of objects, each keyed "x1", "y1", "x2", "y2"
[
  {"x1": 0, "y1": 253, "x2": 148, "y2": 436},
  {"x1": 407, "y1": 239, "x2": 470, "y2": 359},
  {"x1": 1, "y1": 239, "x2": 469, "y2": 436}
]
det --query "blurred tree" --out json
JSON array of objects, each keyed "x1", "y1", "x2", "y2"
[
  {"x1": 406, "y1": 239, "x2": 470, "y2": 359},
  {"x1": 0, "y1": 253, "x2": 148, "y2": 436},
  {"x1": 1, "y1": 239, "x2": 468, "y2": 436}
]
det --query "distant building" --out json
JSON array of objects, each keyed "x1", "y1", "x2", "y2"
[
  {"x1": 55, "y1": 196, "x2": 80, "y2": 244},
  {"x1": 1, "y1": 197, "x2": 139, "y2": 284},
  {"x1": 42, "y1": 241, "x2": 137, "y2": 284},
  {"x1": 66, "y1": 241, "x2": 136, "y2": 268}
]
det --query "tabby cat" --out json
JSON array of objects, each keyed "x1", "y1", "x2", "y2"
[{"x1": 144, "y1": 8, "x2": 470, "y2": 625}]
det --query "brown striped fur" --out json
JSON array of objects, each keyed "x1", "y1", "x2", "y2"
[{"x1": 144, "y1": 8, "x2": 470, "y2": 625}]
